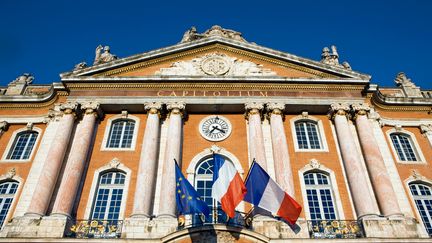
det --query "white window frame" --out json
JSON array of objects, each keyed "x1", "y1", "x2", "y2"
[
  {"x1": 290, "y1": 115, "x2": 329, "y2": 152},
  {"x1": 84, "y1": 158, "x2": 131, "y2": 220},
  {"x1": 405, "y1": 175, "x2": 432, "y2": 236},
  {"x1": 0, "y1": 172, "x2": 23, "y2": 230},
  {"x1": 1, "y1": 126, "x2": 42, "y2": 163},
  {"x1": 299, "y1": 160, "x2": 345, "y2": 220},
  {"x1": 386, "y1": 128, "x2": 426, "y2": 164},
  {"x1": 101, "y1": 114, "x2": 140, "y2": 151}
]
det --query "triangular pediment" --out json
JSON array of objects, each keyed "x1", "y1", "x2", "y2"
[{"x1": 62, "y1": 31, "x2": 370, "y2": 82}]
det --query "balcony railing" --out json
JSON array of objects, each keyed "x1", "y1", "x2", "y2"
[
  {"x1": 178, "y1": 207, "x2": 252, "y2": 230},
  {"x1": 307, "y1": 220, "x2": 364, "y2": 239},
  {"x1": 66, "y1": 219, "x2": 123, "y2": 239}
]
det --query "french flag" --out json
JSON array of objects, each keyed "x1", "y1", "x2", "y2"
[
  {"x1": 244, "y1": 161, "x2": 302, "y2": 225},
  {"x1": 212, "y1": 154, "x2": 247, "y2": 218}
]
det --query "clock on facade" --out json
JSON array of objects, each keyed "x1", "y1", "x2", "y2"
[{"x1": 199, "y1": 115, "x2": 232, "y2": 141}]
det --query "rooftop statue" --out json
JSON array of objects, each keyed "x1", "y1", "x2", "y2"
[
  {"x1": 393, "y1": 72, "x2": 423, "y2": 98},
  {"x1": 180, "y1": 25, "x2": 247, "y2": 43},
  {"x1": 94, "y1": 45, "x2": 118, "y2": 65},
  {"x1": 320, "y1": 45, "x2": 351, "y2": 70},
  {"x1": 10, "y1": 73, "x2": 34, "y2": 85}
]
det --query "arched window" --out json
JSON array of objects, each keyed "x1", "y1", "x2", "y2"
[
  {"x1": 409, "y1": 183, "x2": 432, "y2": 236},
  {"x1": 91, "y1": 171, "x2": 126, "y2": 220},
  {"x1": 304, "y1": 172, "x2": 337, "y2": 220},
  {"x1": 295, "y1": 120, "x2": 322, "y2": 150},
  {"x1": 7, "y1": 131, "x2": 38, "y2": 160},
  {"x1": 390, "y1": 133, "x2": 418, "y2": 161},
  {"x1": 106, "y1": 119, "x2": 135, "y2": 148},
  {"x1": 194, "y1": 156, "x2": 229, "y2": 223},
  {"x1": 0, "y1": 181, "x2": 18, "y2": 227}
]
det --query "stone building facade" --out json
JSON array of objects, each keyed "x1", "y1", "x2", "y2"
[{"x1": 0, "y1": 26, "x2": 431, "y2": 242}]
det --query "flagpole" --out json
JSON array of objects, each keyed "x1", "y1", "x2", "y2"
[{"x1": 243, "y1": 158, "x2": 256, "y2": 184}]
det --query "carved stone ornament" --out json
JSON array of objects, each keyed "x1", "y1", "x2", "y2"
[
  {"x1": 108, "y1": 158, "x2": 121, "y2": 169},
  {"x1": 155, "y1": 53, "x2": 276, "y2": 76},
  {"x1": 6, "y1": 168, "x2": 16, "y2": 179},
  {"x1": 166, "y1": 102, "x2": 186, "y2": 112},
  {"x1": 301, "y1": 111, "x2": 309, "y2": 118},
  {"x1": 9, "y1": 73, "x2": 34, "y2": 85},
  {"x1": 73, "y1": 62, "x2": 87, "y2": 70},
  {"x1": 368, "y1": 107, "x2": 381, "y2": 121},
  {"x1": 81, "y1": 101, "x2": 100, "y2": 115},
  {"x1": 266, "y1": 102, "x2": 285, "y2": 113},
  {"x1": 144, "y1": 102, "x2": 162, "y2": 113},
  {"x1": 60, "y1": 102, "x2": 78, "y2": 114},
  {"x1": 26, "y1": 122, "x2": 34, "y2": 131},
  {"x1": 0, "y1": 121, "x2": 9, "y2": 132},
  {"x1": 94, "y1": 45, "x2": 118, "y2": 65},
  {"x1": 245, "y1": 102, "x2": 264, "y2": 112},
  {"x1": 320, "y1": 45, "x2": 351, "y2": 70},
  {"x1": 411, "y1": 169, "x2": 423, "y2": 181},
  {"x1": 309, "y1": 159, "x2": 321, "y2": 169},
  {"x1": 352, "y1": 103, "x2": 370, "y2": 119},
  {"x1": 420, "y1": 124, "x2": 432, "y2": 135},
  {"x1": 394, "y1": 72, "x2": 423, "y2": 98},
  {"x1": 121, "y1": 110, "x2": 128, "y2": 119},
  {"x1": 394, "y1": 124, "x2": 403, "y2": 131},
  {"x1": 180, "y1": 25, "x2": 247, "y2": 43},
  {"x1": 209, "y1": 144, "x2": 222, "y2": 153},
  {"x1": 329, "y1": 103, "x2": 350, "y2": 119}
]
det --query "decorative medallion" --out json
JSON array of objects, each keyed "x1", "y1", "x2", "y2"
[
  {"x1": 201, "y1": 55, "x2": 231, "y2": 75},
  {"x1": 199, "y1": 115, "x2": 232, "y2": 142}
]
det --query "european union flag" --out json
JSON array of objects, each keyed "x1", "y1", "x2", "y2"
[{"x1": 175, "y1": 161, "x2": 210, "y2": 216}]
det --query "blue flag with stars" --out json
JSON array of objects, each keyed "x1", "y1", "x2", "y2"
[{"x1": 175, "y1": 161, "x2": 210, "y2": 216}]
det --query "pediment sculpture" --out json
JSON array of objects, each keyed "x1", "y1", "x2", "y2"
[
  {"x1": 180, "y1": 25, "x2": 246, "y2": 43},
  {"x1": 155, "y1": 53, "x2": 276, "y2": 76}
]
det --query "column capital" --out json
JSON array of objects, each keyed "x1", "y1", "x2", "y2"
[
  {"x1": 352, "y1": 103, "x2": 370, "y2": 120},
  {"x1": 245, "y1": 102, "x2": 264, "y2": 120},
  {"x1": 420, "y1": 124, "x2": 432, "y2": 135},
  {"x1": 266, "y1": 102, "x2": 285, "y2": 120},
  {"x1": 60, "y1": 102, "x2": 78, "y2": 115},
  {"x1": 145, "y1": 102, "x2": 163, "y2": 115},
  {"x1": 0, "y1": 121, "x2": 9, "y2": 133},
  {"x1": 81, "y1": 101, "x2": 102, "y2": 118},
  {"x1": 328, "y1": 103, "x2": 350, "y2": 120},
  {"x1": 166, "y1": 102, "x2": 185, "y2": 117}
]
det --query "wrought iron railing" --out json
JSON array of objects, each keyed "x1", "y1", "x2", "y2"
[
  {"x1": 307, "y1": 220, "x2": 364, "y2": 239},
  {"x1": 66, "y1": 219, "x2": 123, "y2": 238},
  {"x1": 178, "y1": 207, "x2": 252, "y2": 230}
]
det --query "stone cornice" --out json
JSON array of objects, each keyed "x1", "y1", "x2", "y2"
[
  {"x1": 370, "y1": 88, "x2": 432, "y2": 110},
  {"x1": 61, "y1": 38, "x2": 370, "y2": 80}
]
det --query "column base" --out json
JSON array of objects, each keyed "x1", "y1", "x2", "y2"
[
  {"x1": 123, "y1": 216, "x2": 178, "y2": 239},
  {"x1": 362, "y1": 216, "x2": 428, "y2": 238},
  {"x1": 0, "y1": 215, "x2": 70, "y2": 238},
  {"x1": 252, "y1": 216, "x2": 309, "y2": 239}
]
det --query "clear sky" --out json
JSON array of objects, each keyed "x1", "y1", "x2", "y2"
[{"x1": 1, "y1": 0, "x2": 431, "y2": 89}]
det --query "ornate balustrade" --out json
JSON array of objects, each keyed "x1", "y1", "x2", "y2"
[
  {"x1": 178, "y1": 207, "x2": 252, "y2": 230},
  {"x1": 66, "y1": 219, "x2": 123, "y2": 238},
  {"x1": 307, "y1": 220, "x2": 364, "y2": 239}
]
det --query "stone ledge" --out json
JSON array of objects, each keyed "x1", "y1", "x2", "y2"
[{"x1": 362, "y1": 217, "x2": 428, "y2": 238}]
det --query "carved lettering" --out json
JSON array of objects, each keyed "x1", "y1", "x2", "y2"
[
  {"x1": 169, "y1": 91, "x2": 177, "y2": 97},
  {"x1": 155, "y1": 90, "x2": 274, "y2": 97}
]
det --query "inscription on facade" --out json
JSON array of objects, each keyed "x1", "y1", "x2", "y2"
[{"x1": 156, "y1": 90, "x2": 268, "y2": 97}]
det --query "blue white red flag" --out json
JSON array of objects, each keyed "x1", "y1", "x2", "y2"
[
  {"x1": 212, "y1": 154, "x2": 247, "y2": 218},
  {"x1": 244, "y1": 160, "x2": 302, "y2": 225}
]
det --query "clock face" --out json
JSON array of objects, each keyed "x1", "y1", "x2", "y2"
[{"x1": 199, "y1": 115, "x2": 232, "y2": 142}]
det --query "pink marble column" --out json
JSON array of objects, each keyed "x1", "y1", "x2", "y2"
[
  {"x1": 158, "y1": 102, "x2": 185, "y2": 218},
  {"x1": 25, "y1": 102, "x2": 77, "y2": 217},
  {"x1": 330, "y1": 103, "x2": 377, "y2": 218},
  {"x1": 245, "y1": 102, "x2": 267, "y2": 170},
  {"x1": 0, "y1": 121, "x2": 8, "y2": 138},
  {"x1": 131, "y1": 102, "x2": 162, "y2": 218},
  {"x1": 420, "y1": 124, "x2": 432, "y2": 147},
  {"x1": 267, "y1": 103, "x2": 295, "y2": 197},
  {"x1": 353, "y1": 104, "x2": 402, "y2": 217},
  {"x1": 51, "y1": 102, "x2": 100, "y2": 217}
]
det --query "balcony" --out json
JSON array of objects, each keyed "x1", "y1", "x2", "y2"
[
  {"x1": 178, "y1": 207, "x2": 252, "y2": 230},
  {"x1": 307, "y1": 220, "x2": 364, "y2": 239},
  {"x1": 66, "y1": 219, "x2": 123, "y2": 239}
]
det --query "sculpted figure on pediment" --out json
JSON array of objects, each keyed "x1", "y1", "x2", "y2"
[
  {"x1": 156, "y1": 53, "x2": 276, "y2": 76},
  {"x1": 180, "y1": 25, "x2": 247, "y2": 43},
  {"x1": 94, "y1": 45, "x2": 118, "y2": 65}
]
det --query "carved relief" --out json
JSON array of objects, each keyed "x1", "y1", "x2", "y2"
[
  {"x1": 309, "y1": 158, "x2": 321, "y2": 169},
  {"x1": 180, "y1": 25, "x2": 246, "y2": 43},
  {"x1": 6, "y1": 168, "x2": 16, "y2": 179},
  {"x1": 108, "y1": 158, "x2": 121, "y2": 169},
  {"x1": 329, "y1": 103, "x2": 350, "y2": 120},
  {"x1": 420, "y1": 124, "x2": 432, "y2": 135},
  {"x1": 156, "y1": 53, "x2": 276, "y2": 76},
  {"x1": 0, "y1": 121, "x2": 9, "y2": 132},
  {"x1": 320, "y1": 45, "x2": 351, "y2": 70}
]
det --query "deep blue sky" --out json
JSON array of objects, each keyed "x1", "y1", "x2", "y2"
[{"x1": 1, "y1": 0, "x2": 431, "y2": 89}]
